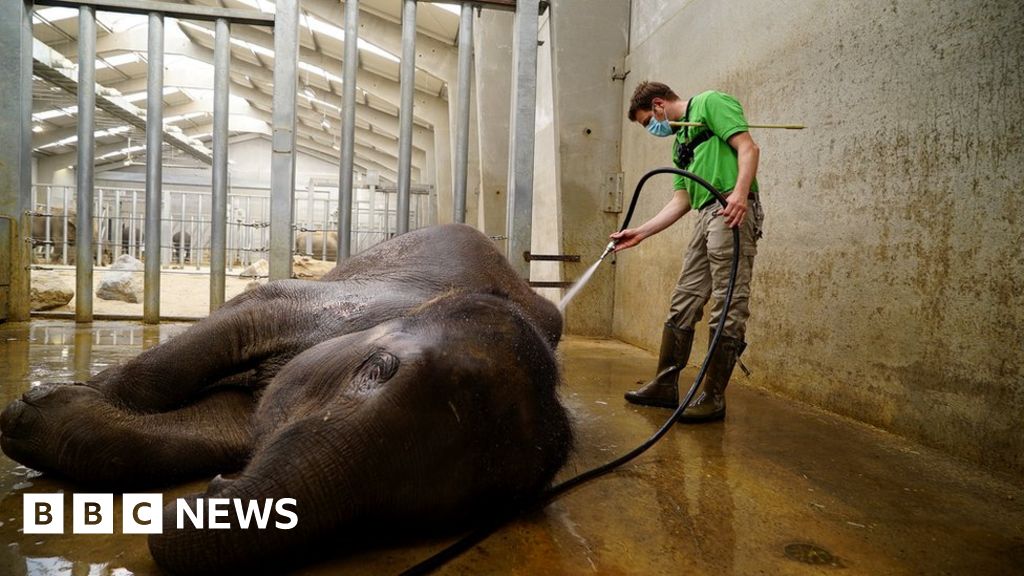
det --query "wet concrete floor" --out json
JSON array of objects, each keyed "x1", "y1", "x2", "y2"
[{"x1": 0, "y1": 320, "x2": 1022, "y2": 575}]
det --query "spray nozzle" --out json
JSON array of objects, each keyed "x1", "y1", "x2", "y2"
[{"x1": 599, "y1": 240, "x2": 616, "y2": 261}]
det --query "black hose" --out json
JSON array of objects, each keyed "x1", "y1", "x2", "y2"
[{"x1": 400, "y1": 167, "x2": 741, "y2": 575}]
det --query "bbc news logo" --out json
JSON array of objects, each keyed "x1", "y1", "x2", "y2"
[{"x1": 23, "y1": 493, "x2": 298, "y2": 534}]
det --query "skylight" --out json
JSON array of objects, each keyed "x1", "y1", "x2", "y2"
[
  {"x1": 33, "y1": 107, "x2": 78, "y2": 122},
  {"x1": 436, "y1": 4, "x2": 463, "y2": 15}
]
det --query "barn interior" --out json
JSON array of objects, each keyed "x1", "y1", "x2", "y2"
[{"x1": 1, "y1": 1, "x2": 1022, "y2": 575}]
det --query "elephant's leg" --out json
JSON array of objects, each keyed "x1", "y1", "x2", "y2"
[
  {"x1": 92, "y1": 280, "x2": 331, "y2": 412},
  {"x1": 0, "y1": 383, "x2": 255, "y2": 487}
]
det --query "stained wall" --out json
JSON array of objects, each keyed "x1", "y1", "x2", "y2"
[{"x1": 611, "y1": 0, "x2": 1024, "y2": 477}]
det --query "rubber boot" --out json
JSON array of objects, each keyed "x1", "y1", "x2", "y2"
[
  {"x1": 677, "y1": 332, "x2": 745, "y2": 423},
  {"x1": 624, "y1": 324, "x2": 694, "y2": 408}
]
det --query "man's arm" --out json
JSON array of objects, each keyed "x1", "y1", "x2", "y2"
[
  {"x1": 609, "y1": 188, "x2": 691, "y2": 252},
  {"x1": 719, "y1": 131, "x2": 760, "y2": 228}
]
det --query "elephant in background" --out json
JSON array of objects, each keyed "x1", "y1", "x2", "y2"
[
  {"x1": 119, "y1": 224, "x2": 142, "y2": 257},
  {"x1": 295, "y1": 230, "x2": 338, "y2": 261},
  {"x1": 1, "y1": 224, "x2": 572, "y2": 575},
  {"x1": 30, "y1": 209, "x2": 115, "y2": 265},
  {"x1": 172, "y1": 230, "x2": 192, "y2": 263},
  {"x1": 30, "y1": 207, "x2": 76, "y2": 263}
]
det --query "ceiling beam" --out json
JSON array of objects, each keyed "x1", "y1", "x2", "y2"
[
  {"x1": 36, "y1": 0, "x2": 277, "y2": 26},
  {"x1": 302, "y1": 0, "x2": 457, "y2": 82},
  {"x1": 33, "y1": 37, "x2": 213, "y2": 164}
]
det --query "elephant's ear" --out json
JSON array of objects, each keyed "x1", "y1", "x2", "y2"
[{"x1": 353, "y1": 351, "x2": 400, "y2": 391}]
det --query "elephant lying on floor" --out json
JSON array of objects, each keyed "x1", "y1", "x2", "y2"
[{"x1": 0, "y1": 224, "x2": 572, "y2": 575}]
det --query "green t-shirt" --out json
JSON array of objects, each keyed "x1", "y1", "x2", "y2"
[{"x1": 672, "y1": 90, "x2": 758, "y2": 210}]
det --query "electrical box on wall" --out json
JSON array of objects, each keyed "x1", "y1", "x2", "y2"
[{"x1": 603, "y1": 172, "x2": 623, "y2": 213}]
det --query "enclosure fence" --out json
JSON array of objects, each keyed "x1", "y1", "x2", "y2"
[{"x1": 29, "y1": 182, "x2": 432, "y2": 271}]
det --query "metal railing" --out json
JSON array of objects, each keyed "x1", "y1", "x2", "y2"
[{"x1": 29, "y1": 182, "x2": 432, "y2": 271}]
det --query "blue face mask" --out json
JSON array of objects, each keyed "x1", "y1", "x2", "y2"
[{"x1": 646, "y1": 106, "x2": 675, "y2": 138}]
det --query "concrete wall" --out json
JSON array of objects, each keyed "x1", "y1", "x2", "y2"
[
  {"x1": 545, "y1": 0, "x2": 631, "y2": 335},
  {"x1": 614, "y1": 0, "x2": 1024, "y2": 477},
  {"x1": 473, "y1": 9, "x2": 514, "y2": 249}
]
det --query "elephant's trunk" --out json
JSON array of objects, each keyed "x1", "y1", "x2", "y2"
[{"x1": 148, "y1": 424, "x2": 369, "y2": 575}]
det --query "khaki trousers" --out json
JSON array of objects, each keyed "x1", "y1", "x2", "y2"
[{"x1": 666, "y1": 195, "x2": 763, "y2": 340}]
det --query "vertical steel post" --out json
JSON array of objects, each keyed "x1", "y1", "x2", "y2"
[
  {"x1": 130, "y1": 190, "x2": 138, "y2": 258},
  {"x1": 0, "y1": 0, "x2": 33, "y2": 321},
  {"x1": 396, "y1": 0, "x2": 416, "y2": 235},
  {"x1": 75, "y1": 6, "x2": 97, "y2": 323},
  {"x1": 337, "y1": 0, "x2": 359, "y2": 260},
  {"x1": 143, "y1": 11, "x2": 164, "y2": 323},
  {"x1": 45, "y1": 187, "x2": 54, "y2": 262},
  {"x1": 304, "y1": 180, "x2": 314, "y2": 256},
  {"x1": 95, "y1": 188, "x2": 104, "y2": 266},
  {"x1": 269, "y1": 0, "x2": 299, "y2": 281},
  {"x1": 61, "y1": 190, "x2": 70, "y2": 264},
  {"x1": 506, "y1": 0, "x2": 540, "y2": 280},
  {"x1": 113, "y1": 189, "x2": 121, "y2": 258},
  {"x1": 453, "y1": 3, "x2": 474, "y2": 224},
  {"x1": 210, "y1": 17, "x2": 230, "y2": 311}
]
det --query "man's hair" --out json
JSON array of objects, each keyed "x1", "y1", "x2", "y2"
[{"x1": 628, "y1": 81, "x2": 680, "y2": 121}]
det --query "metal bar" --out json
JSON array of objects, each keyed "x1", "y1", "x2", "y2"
[
  {"x1": 75, "y1": 5, "x2": 96, "y2": 323},
  {"x1": 177, "y1": 193, "x2": 185, "y2": 267},
  {"x1": 321, "y1": 197, "x2": 329, "y2": 260},
  {"x1": 506, "y1": 0, "x2": 540, "y2": 280},
  {"x1": 189, "y1": 215, "x2": 196, "y2": 269},
  {"x1": 453, "y1": 3, "x2": 473, "y2": 224},
  {"x1": 304, "y1": 180, "x2": 314, "y2": 256},
  {"x1": 269, "y1": 0, "x2": 299, "y2": 281},
  {"x1": 196, "y1": 197, "x2": 204, "y2": 269},
  {"x1": 210, "y1": 17, "x2": 230, "y2": 311},
  {"x1": 528, "y1": 281, "x2": 575, "y2": 289},
  {"x1": 523, "y1": 253, "x2": 581, "y2": 262},
  {"x1": 424, "y1": 0, "x2": 517, "y2": 9},
  {"x1": 0, "y1": 0, "x2": 33, "y2": 321},
  {"x1": 61, "y1": 190, "x2": 69, "y2": 265},
  {"x1": 45, "y1": 187, "x2": 53, "y2": 262},
  {"x1": 143, "y1": 11, "x2": 163, "y2": 323},
  {"x1": 130, "y1": 190, "x2": 138, "y2": 258},
  {"x1": 113, "y1": 189, "x2": 121, "y2": 258},
  {"x1": 396, "y1": 0, "x2": 417, "y2": 235},
  {"x1": 35, "y1": 0, "x2": 275, "y2": 26},
  {"x1": 95, "y1": 188, "x2": 104, "y2": 266},
  {"x1": 337, "y1": 0, "x2": 359, "y2": 260}
]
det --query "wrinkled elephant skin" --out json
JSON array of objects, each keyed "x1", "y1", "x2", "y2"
[{"x1": 0, "y1": 224, "x2": 572, "y2": 575}]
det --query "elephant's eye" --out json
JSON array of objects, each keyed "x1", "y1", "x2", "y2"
[{"x1": 357, "y1": 351, "x2": 399, "y2": 386}]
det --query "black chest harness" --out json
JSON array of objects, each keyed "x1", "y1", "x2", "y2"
[{"x1": 673, "y1": 97, "x2": 713, "y2": 168}]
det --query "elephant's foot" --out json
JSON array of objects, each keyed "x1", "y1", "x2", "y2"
[
  {"x1": 1, "y1": 384, "x2": 256, "y2": 487},
  {"x1": 1, "y1": 383, "x2": 118, "y2": 483}
]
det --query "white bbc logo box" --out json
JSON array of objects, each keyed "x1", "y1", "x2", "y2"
[{"x1": 23, "y1": 493, "x2": 164, "y2": 534}]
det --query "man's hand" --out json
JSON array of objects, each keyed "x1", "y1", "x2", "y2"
[
  {"x1": 609, "y1": 229, "x2": 645, "y2": 252},
  {"x1": 717, "y1": 191, "x2": 748, "y2": 228}
]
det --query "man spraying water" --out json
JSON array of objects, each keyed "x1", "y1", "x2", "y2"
[{"x1": 611, "y1": 81, "x2": 764, "y2": 423}]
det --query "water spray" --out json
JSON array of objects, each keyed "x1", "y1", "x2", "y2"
[{"x1": 557, "y1": 241, "x2": 618, "y2": 313}]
